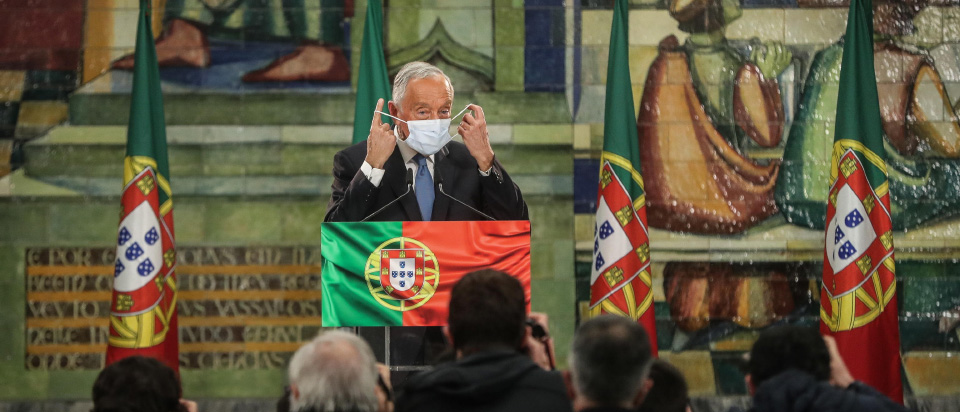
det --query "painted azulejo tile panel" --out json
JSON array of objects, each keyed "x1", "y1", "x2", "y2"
[{"x1": 572, "y1": 0, "x2": 960, "y2": 398}]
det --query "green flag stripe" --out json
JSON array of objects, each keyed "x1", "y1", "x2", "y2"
[
  {"x1": 128, "y1": 0, "x2": 171, "y2": 207},
  {"x1": 352, "y1": 0, "x2": 392, "y2": 144},
  {"x1": 321, "y1": 222, "x2": 403, "y2": 326},
  {"x1": 602, "y1": 0, "x2": 643, "y2": 199},
  {"x1": 834, "y1": 0, "x2": 887, "y2": 187}
]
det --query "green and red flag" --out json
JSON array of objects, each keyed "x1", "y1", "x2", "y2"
[
  {"x1": 321, "y1": 221, "x2": 530, "y2": 326},
  {"x1": 589, "y1": 0, "x2": 657, "y2": 354},
  {"x1": 820, "y1": 0, "x2": 901, "y2": 403},
  {"x1": 352, "y1": 0, "x2": 392, "y2": 144},
  {"x1": 106, "y1": 0, "x2": 179, "y2": 372}
]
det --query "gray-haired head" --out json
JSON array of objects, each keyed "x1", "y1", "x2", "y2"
[
  {"x1": 569, "y1": 315, "x2": 654, "y2": 407},
  {"x1": 288, "y1": 330, "x2": 380, "y2": 412},
  {"x1": 391, "y1": 61, "x2": 453, "y2": 108}
]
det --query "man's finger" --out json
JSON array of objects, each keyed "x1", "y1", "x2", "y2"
[
  {"x1": 468, "y1": 104, "x2": 485, "y2": 122},
  {"x1": 462, "y1": 113, "x2": 475, "y2": 126},
  {"x1": 371, "y1": 98, "x2": 384, "y2": 127}
]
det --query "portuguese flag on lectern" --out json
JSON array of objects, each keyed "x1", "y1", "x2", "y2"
[
  {"x1": 820, "y1": 0, "x2": 902, "y2": 403},
  {"x1": 106, "y1": 0, "x2": 179, "y2": 372},
  {"x1": 588, "y1": 0, "x2": 658, "y2": 354},
  {"x1": 321, "y1": 221, "x2": 531, "y2": 326}
]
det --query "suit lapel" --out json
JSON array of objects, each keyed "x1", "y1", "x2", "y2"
[
  {"x1": 432, "y1": 145, "x2": 458, "y2": 221},
  {"x1": 383, "y1": 148, "x2": 422, "y2": 221}
]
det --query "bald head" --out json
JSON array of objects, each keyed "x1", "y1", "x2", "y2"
[{"x1": 288, "y1": 331, "x2": 380, "y2": 412}]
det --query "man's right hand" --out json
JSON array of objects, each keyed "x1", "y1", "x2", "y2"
[
  {"x1": 522, "y1": 312, "x2": 556, "y2": 370},
  {"x1": 365, "y1": 98, "x2": 395, "y2": 169}
]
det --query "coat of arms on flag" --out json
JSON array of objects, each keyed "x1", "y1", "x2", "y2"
[
  {"x1": 590, "y1": 162, "x2": 653, "y2": 320},
  {"x1": 366, "y1": 238, "x2": 439, "y2": 311},
  {"x1": 379, "y1": 248, "x2": 426, "y2": 300},
  {"x1": 821, "y1": 147, "x2": 896, "y2": 332},
  {"x1": 110, "y1": 162, "x2": 177, "y2": 350}
]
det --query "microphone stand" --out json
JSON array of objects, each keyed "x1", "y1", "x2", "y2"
[
  {"x1": 361, "y1": 169, "x2": 414, "y2": 222},
  {"x1": 436, "y1": 169, "x2": 496, "y2": 221}
]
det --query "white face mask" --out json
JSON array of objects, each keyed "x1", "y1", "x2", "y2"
[{"x1": 378, "y1": 105, "x2": 472, "y2": 156}]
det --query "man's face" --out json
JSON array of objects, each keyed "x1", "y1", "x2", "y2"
[{"x1": 389, "y1": 75, "x2": 454, "y2": 141}]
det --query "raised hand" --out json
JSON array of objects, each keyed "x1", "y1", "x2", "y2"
[
  {"x1": 365, "y1": 98, "x2": 396, "y2": 169},
  {"x1": 521, "y1": 312, "x2": 556, "y2": 370},
  {"x1": 823, "y1": 335, "x2": 855, "y2": 389},
  {"x1": 458, "y1": 104, "x2": 495, "y2": 171},
  {"x1": 179, "y1": 399, "x2": 199, "y2": 412}
]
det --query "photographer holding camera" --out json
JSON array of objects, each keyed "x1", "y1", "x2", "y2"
[{"x1": 394, "y1": 270, "x2": 571, "y2": 412}]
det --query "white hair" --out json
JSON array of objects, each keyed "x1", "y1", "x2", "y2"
[
  {"x1": 288, "y1": 330, "x2": 380, "y2": 412},
  {"x1": 391, "y1": 61, "x2": 453, "y2": 108}
]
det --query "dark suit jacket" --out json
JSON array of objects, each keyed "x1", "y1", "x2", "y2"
[{"x1": 324, "y1": 140, "x2": 529, "y2": 222}]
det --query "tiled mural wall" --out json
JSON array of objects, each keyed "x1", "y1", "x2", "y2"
[
  {"x1": 0, "y1": 0, "x2": 958, "y2": 406},
  {"x1": 571, "y1": 0, "x2": 960, "y2": 399}
]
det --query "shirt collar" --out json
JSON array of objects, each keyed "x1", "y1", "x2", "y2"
[{"x1": 394, "y1": 127, "x2": 432, "y2": 164}]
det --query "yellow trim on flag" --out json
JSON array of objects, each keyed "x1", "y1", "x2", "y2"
[
  {"x1": 601, "y1": 151, "x2": 645, "y2": 191},
  {"x1": 622, "y1": 283, "x2": 638, "y2": 319},
  {"x1": 125, "y1": 156, "x2": 174, "y2": 199},
  {"x1": 830, "y1": 139, "x2": 888, "y2": 180},
  {"x1": 600, "y1": 299, "x2": 628, "y2": 317},
  {"x1": 633, "y1": 195, "x2": 645, "y2": 212},
  {"x1": 821, "y1": 270, "x2": 896, "y2": 332}
]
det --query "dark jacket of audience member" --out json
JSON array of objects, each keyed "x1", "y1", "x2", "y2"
[
  {"x1": 91, "y1": 356, "x2": 186, "y2": 412},
  {"x1": 751, "y1": 369, "x2": 904, "y2": 412},
  {"x1": 398, "y1": 349, "x2": 568, "y2": 412},
  {"x1": 747, "y1": 325, "x2": 907, "y2": 412},
  {"x1": 394, "y1": 270, "x2": 572, "y2": 412}
]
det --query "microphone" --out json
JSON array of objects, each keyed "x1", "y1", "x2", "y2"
[
  {"x1": 362, "y1": 169, "x2": 414, "y2": 222},
  {"x1": 436, "y1": 169, "x2": 496, "y2": 221}
]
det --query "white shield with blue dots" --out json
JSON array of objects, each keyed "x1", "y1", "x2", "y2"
[
  {"x1": 826, "y1": 184, "x2": 877, "y2": 274},
  {"x1": 389, "y1": 258, "x2": 416, "y2": 291},
  {"x1": 114, "y1": 201, "x2": 163, "y2": 292}
]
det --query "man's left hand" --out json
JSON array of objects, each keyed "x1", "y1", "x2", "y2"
[
  {"x1": 458, "y1": 104, "x2": 495, "y2": 171},
  {"x1": 180, "y1": 399, "x2": 199, "y2": 412}
]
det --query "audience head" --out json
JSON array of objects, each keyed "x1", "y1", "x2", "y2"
[
  {"x1": 288, "y1": 330, "x2": 382, "y2": 412},
  {"x1": 91, "y1": 356, "x2": 184, "y2": 412},
  {"x1": 747, "y1": 325, "x2": 830, "y2": 391},
  {"x1": 636, "y1": 359, "x2": 691, "y2": 412},
  {"x1": 448, "y1": 269, "x2": 527, "y2": 355},
  {"x1": 567, "y1": 315, "x2": 654, "y2": 410}
]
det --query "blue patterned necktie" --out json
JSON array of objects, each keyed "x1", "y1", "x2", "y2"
[{"x1": 413, "y1": 154, "x2": 434, "y2": 221}]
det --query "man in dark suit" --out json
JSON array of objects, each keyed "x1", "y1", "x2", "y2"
[{"x1": 324, "y1": 61, "x2": 528, "y2": 222}]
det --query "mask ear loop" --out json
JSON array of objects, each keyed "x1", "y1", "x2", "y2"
[
  {"x1": 375, "y1": 111, "x2": 406, "y2": 124},
  {"x1": 452, "y1": 104, "x2": 473, "y2": 122},
  {"x1": 449, "y1": 104, "x2": 475, "y2": 137}
]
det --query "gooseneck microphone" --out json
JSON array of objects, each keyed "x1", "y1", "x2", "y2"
[
  {"x1": 436, "y1": 169, "x2": 496, "y2": 221},
  {"x1": 362, "y1": 169, "x2": 414, "y2": 222}
]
